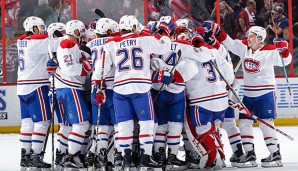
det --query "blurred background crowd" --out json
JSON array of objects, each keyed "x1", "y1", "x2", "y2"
[{"x1": 0, "y1": 0, "x2": 297, "y2": 83}]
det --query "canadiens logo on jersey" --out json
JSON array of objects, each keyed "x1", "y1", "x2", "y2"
[{"x1": 243, "y1": 58, "x2": 260, "y2": 73}]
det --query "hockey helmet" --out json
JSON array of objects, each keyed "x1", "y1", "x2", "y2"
[
  {"x1": 119, "y1": 15, "x2": 138, "y2": 31},
  {"x1": 66, "y1": 20, "x2": 85, "y2": 38},
  {"x1": 248, "y1": 26, "x2": 267, "y2": 42},
  {"x1": 23, "y1": 16, "x2": 45, "y2": 33},
  {"x1": 47, "y1": 22, "x2": 66, "y2": 38},
  {"x1": 95, "y1": 18, "x2": 119, "y2": 35}
]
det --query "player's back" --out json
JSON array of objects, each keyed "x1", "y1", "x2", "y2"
[
  {"x1": 87, "y1": 37, "x2": 115, "y2": 89},
  {"x1": 104, "y1": 33, "x2": 171, "y2": 95},
  {"x1": 152, "y1": 40, "x2": 193, "y2": 93},
  {"x1": 17, "y1": 34, "x2": 51, "y2": 95},
  {"x1": 186, "y1": 47, "x2": 228, "y2": 111},
  {"x1": 55, "y1": 39, "x2": 86, "y2": 90}
]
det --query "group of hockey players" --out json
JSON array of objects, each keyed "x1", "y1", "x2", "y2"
[{"x1": 17, "y1": 11, "x2": 291, "y2": 171}]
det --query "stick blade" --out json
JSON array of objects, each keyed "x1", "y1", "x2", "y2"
[{"x1": 95, "y1": 9, "x2": 106, "y2": 18}]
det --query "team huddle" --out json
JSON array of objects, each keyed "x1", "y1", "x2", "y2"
[{"x1": 17, "y1": 13, "x2": 291, "y2": 171}]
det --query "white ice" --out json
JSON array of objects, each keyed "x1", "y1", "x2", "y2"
[{"x1": 0, "y1": 126, "x2": 298, "y2": 171}]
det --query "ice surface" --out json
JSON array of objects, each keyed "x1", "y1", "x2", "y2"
[{"x1": 1, "y1": 126, "x2": 297, "y2": 171}]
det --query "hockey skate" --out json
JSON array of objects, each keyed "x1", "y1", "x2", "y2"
[
  {"x1": 139, "y1": 149, "x2": 163, "y2": 171},
  {"x1": 84, "y1": 151, "x2": 95, "y2": 167},
  {"x1": 230, "y1": 144, "x2": 244, "y2": 167},
  {"x1": 236, "y1": 146, "x2": 258, "y2": 168},
  {"x1": 185, "y1": 150, "x2": 201, "y2": 169},
  {"x1": 165, "y1": 149, "x2": 187, "y2": 171},
  {"x1": 63, "y1": 152, "x2": 87, "y2": 171},
  {"x1": 121, "y1": 149, "x2": 133, "y2": 171},
  {"x1": 113, "y1": 149, "x2": 123, "y2": 171},
  {"x1": 27, "y1": 150, "x2": 51, "y2": 171},
  {"x1": 55, "y1": 149, "x2": 66, "y2": 171},
  {"x1": 95, "y1": 148, "x2": 108, "y2": 171},
  {"x1": 20, "y1": 148, "x2": 30, "y2": 171},
  {"x1": 154, "y1": 147, "x2": 166, "y2": 165},
  {"x1": 261, "y1": 145, "x2": 283, "y2": 168}
]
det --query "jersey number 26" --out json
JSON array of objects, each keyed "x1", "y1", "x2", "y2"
[{"x1": 116, "y1": 47, "x2": 143, "y2": 71}]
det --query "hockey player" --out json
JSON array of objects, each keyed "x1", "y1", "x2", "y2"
[
  {"x1": 85, "y1": 17, "x2": 120, "y2": 170},
  {"x1": 17, "y1": 16, "x2": 62, "y2": 170},
  {"x1": 98, "y1": 15, "x2": 173, "y2": 170},
  {"x1": 174, "y1": 32, "x2": 234, "y2": 169},
  {"x1": 46, "y1": 22, "x2": 73, "y2": 170},
  {"x1": 210, "y1": 22, "x2": 292, "y2": 167},
  {"x1": 199, "y1": 22, "x2": 245, "y2": 166},
  {"x1": 54, "y1": 20, "x2": 92, "y2": 169}
]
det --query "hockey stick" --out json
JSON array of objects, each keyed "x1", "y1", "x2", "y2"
[
  {"x1": 153, "y1": 49, "x2": 182, "y2": 103},
  {"x1": 271, "y1": 18, "x2": 297, "y2": 117},
  {"x1": 209, "y1": 60, "x2": 294, "y2": 141},
  {"x1": 89, "y1": 51, "x2": 107, "y2": 170},
  {"x1": 48, "y1": 44, "x2": 56, "y2": 170},
  {"x1": 94, "y1": 8, "x2": 106, "y2": 18}
]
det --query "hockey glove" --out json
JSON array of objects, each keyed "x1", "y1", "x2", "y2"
[
  {"x1": 190, "y1": 33, "x2": 205, "y2": 47},
  {"x1": 202, "y1": 20, "x2": 221, "y2": 36},
  {"x1": 157, "y1": 16, "x2": 176, "y2": 36},
  {"x1": 46, "y1": 59, "x2": 58, "y2": 74},
  {"x1": 152, "y1": 70, "x2": 174, "y2": 85},
  {"x1": 274, "y1": 38, "x2": 289, "y2": 58},
  {"x1": 150, "y1": 57, "x2": 166, "y2": 71},
  {"x1": 80, "y1": 60, "x2": 92, "y2": 76},
  {"x1": 95, "y1": 89, "x2": 106, "y2": 105}
]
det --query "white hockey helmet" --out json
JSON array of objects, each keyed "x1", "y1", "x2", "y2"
[
  {"x1": 176, "y1": 19, "x2": 188, "y2": 28},
  {"x1": 95, "y1": 18, "x2": 119, "y2": 35},
  {"x1": 47, "y1": 22, "x2": 66, "y2": 38},
  {"x1": 119, "y1": 15, "x2": 138, "y2": 31},
  {"x1": 66, "y1": 20, "x2": 85, "y2": 38},
  {"x1": 23, "y1": 16, "x2": 45, "y2": 33},
  {"x1": 85, "y1": 28, "x2": 96, "y2": 41},
  {"x1": 248, "y1": 26, "x2": 267, "y2": 42}
]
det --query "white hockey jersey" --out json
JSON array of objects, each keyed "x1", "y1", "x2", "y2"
[
  {"x1": 87, "y1": 37, "x2": 115, "y2": 90},
  {"x1": 221, "y1": 35, "x2": 292, "y2": 97},
  {"x1": 54, "y1": 39, "x2": 87, "y2": 90},
  {"x1": 103, "y1": 33, "x2": 171, "y2": 95},
  {"x1": 183, "y1": 44, "x2": 234, "y2": 111},
  {"x1": 152, "y1": 40, "x2": 213, "y2": 93},
  {"x1": 17, "y1": 34, "x2": 62, "y2": 95}
]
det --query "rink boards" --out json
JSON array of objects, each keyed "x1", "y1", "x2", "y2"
[{"x1": 1, "y1": 77, "x2": 298, "y2": 133}]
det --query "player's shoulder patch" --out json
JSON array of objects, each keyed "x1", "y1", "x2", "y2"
[
  {"x1": 173, "y1": 39, "x2": 192, "y2": 46},
  {"x1": 260, "y1": 44, "x2": 276, "y2": 51},
  {"x1": 60, "y1": 39, "x2": 77, "y2": 49}
]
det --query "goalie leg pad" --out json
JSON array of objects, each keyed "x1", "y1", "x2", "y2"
[{"x1": 195, "y1": 123, "x2": 218, "y2": 168}]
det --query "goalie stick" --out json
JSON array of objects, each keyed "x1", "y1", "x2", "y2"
[
  {"x1": 153, "y1": 49, "x2": 182, "y2": 102},
  {"x1": 209, "y1": 60, "x2": 294, "y2": 141}
]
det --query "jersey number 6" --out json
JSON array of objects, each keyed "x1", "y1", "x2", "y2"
[{"x1": 116, "y1": 47, "x2": 143, "y2": 71}]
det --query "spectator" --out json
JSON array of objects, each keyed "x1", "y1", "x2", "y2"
[
  {"x1": 148, "y1": 0, "x2": 161, "y2": 21},
  {"x1": 33, "y1": 0, "x2": 58, "y2": 26},
  {"x1": 237, "y1": 0, "x2": 257, "y2": 26},
  {"x1": 211, "y1": 0, "x2": 234, "y2": 36},
  {"x1": 283, "y1": 27, "x2": 298, "y2": 49},
  {"x1": 190, "y1": 0, "x2": 212, "y2": 26},
  {"x1": 233, "y1": 15, "x2": 250, "y2": 39},
  {"x1": 154, "y1": 0, "x2": 172, "y2": 17},
  {"x1": 227, "y1": 0, "x2": 244, "y2": 22},
  {"x1": 267, "y1": 5, "x2": 288, "y2": 38}
]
